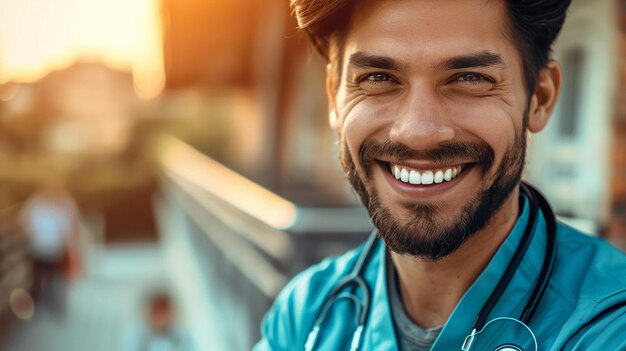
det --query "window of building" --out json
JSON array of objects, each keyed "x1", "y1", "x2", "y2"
[{"x1": 558, "y1": 47, "x2": 586, "y2": 138}]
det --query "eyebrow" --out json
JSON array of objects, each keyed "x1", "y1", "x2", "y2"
[
  {"x1": 347, "y1": 50, "x2": 505, "y2": 72},
  {"x1": 348, "y1": 52, "x2": 403, "y2": 71},
  {"x1": 442, "y1": 51, "x2": 505, "y2": 70}
]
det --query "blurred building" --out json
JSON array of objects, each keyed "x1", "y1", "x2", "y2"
[
  {"x1": 160, "y1": 0, "x2": 350, "y2": 207},
  {"x1": 0, "y1": 62, "x2": 141, "y2": 156},
  {"x1": 611, "y1": 0, "x2": 626, "y2": 247},
  {"x1": 0, "y1": 62, "x2": 162, "y2": 243},
  {"x1": 9, "y1": 63, "x2": 139, "y2": 155},
  {"x1": 526, "y1": 0, "x2": 626, "y2": 247},
  {"x1": 161, "y1": 0, "x2": 257, "y2": 88},
  {"x1": 527, "y1": 0, "x2": 616, "y2": 230}
]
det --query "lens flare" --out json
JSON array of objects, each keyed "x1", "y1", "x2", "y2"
[{"x1": 9, "y1": 288, "x2": 35, "y2": 320}]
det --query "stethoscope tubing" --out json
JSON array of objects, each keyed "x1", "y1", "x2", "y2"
[
  {"x1": 304, "y1": 232, "x2": 378, "y2": 351},
  {"x1": 519, "y1": 185, "x2": 557, "y2": 323},
  {"x1": 472, "y1": 183, "x2": 541, "y2": 332}
]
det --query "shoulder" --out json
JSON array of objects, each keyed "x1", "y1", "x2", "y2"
[
  {"x1": 551, "y1": 222, "x2": 626, "y2": 349},
  {"x1": 254, "y1": 242, "x2": 369, "y2": 351},
  {"x1": 172, "y1": 326, "x2": 196, "y2": 350},
  {"x1": 564, "y1": 304, "x2": 626, "y2": 350},
  {"x1": 119, "y1": 324, "x2": 147, "y2": 351},
  {"x1": 554, "y1": 222, "x2": 626, "y2": 302}
]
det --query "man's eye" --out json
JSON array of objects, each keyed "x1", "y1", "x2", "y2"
[
  {"x1": 362, "y1": 73, "x2": 393, "y2": 82},
  {"x1": 355, "y1": 72, "x2": 398, "y2": 93},
  {"x1": 455, "y1": 73, "x2": 490, "y2": 82}
]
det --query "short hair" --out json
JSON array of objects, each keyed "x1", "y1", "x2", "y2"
[
  {"x1": 291, "y1": 0, "x2": 572, "y2": 95},
  {"x1": 145, "y1": 290, "x2": 173, "y2": 313}
]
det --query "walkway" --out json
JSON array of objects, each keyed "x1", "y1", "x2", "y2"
[{"x1": 0, "y1": 244, "x2": 167, "y2": 351}]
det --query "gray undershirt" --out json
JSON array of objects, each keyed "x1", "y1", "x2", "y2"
[{"x1": 387, "y1": 259, "x2": 444, "y2": 351}]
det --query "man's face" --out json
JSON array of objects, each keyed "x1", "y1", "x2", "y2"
[{"x1": 331, "y1": 0, "x2": 531, "y2": 259}]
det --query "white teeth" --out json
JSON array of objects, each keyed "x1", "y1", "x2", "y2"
[
  {"x1": 434, "y1": 170, "x2": 444, "y2": 184},
  {"x1": 421, "y1": 171, "x2": 434, "y2": 184},
  {"x1": 400, "y1": 168, "x2": 409, "y2": 182},
  {"x1": 409, "y1": 170, "x2": 421, "y2": 184},
  {"x1": 391, "y1": 164, "x2": 463, "y2": 186}
]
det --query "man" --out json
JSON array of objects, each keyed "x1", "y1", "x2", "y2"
[{"x1": 256, "y1": 0, "x2": 626, "y2": 350}]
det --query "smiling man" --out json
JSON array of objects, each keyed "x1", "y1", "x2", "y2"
[{"x1": 254, "y1": 0, "x2": 626, "y2": 350}]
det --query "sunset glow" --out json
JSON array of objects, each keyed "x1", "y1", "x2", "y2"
[{"x1": 0, "y1": 0, "x2": 165, "y2": 99}]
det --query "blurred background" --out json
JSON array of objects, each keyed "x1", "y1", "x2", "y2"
[{"x1": 0, "y1": 0, "x2": 625, "y2": 350}]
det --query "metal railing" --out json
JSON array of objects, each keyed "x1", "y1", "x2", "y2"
[
  {"x1": 156, "y1": 136, "x2": 371, "y2": 351},
  {"x1": 0, "y1": 211, "x2": 32, "y2": 337}
]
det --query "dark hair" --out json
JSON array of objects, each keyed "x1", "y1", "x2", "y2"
[
  {"x1": 291, "y1": 0, "x2": 572, "y2": 95},
  {"x1": 145, "y1": 290, "x2": 173, "y2": 312}
]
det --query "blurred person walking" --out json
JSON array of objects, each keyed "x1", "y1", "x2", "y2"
[
  {"x1": 122, "y1": 290, "x2": 195, "y2": 351},
  {"x1": 19, "y1": 179, "x2": 80, "y2": 317}
]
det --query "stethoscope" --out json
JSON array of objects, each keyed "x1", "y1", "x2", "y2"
[{"x1": 304, "y1": 183, "x2": 558, "y2": 351}]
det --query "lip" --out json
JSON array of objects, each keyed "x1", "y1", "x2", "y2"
[{"x1": 377, "y1": 161, "x2": 475, "y2": 198}]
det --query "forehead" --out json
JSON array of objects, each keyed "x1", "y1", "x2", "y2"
[{"x1": 342, "y1": 0, "x2": 516, "y2": 69}]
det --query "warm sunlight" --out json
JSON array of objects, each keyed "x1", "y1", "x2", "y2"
[{"x1": 0, "y1": 0, "x2": 164, "y2": 99}]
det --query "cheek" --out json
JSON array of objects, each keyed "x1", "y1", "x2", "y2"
[
  {"x1": 341, "y1": 118, "x2": 372, "y2": 174},
  {"x1": 341, "y1": 98, "x2": 396, "y2": 160},
  {"x1": 446, "y1": 99, "x2": 520, "y2": 158}
]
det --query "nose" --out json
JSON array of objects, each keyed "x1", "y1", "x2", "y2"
[{"x1": 389, "y1": 87, "x2": 455, "y2": 151}]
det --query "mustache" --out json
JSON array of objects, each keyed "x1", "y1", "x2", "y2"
[{"x1": 359, "y1": 139, "x2": 494, "y2": 168}]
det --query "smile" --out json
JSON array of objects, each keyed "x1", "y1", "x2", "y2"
[{"x1": 388, "y1": 163, "x2": 465, "y2": 185}]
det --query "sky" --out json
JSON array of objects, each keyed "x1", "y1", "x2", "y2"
[{"x1": 0, "y1": 0, "x2": 164, "y2": 98}]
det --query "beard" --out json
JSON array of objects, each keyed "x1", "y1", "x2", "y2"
[{"x1": 340, "y1": 118, "x2": 528, "y2": 261}]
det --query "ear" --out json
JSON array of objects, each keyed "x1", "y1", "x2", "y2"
[
  {"x1": 527, "y1": 60, "x2": 562, "y2": 133},
  {"x1": 326, "y1": 64, "x2": 340, "y2": 131}
]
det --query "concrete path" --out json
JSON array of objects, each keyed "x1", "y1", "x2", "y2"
[{"x1": 0, "y1": 244, "x2": 168, "y2": 351}]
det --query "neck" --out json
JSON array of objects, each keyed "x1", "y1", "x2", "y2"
[{"x1": 390, "y1": 189, "x2": 520, "y2": 328}]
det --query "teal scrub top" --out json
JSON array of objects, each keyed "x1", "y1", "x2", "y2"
[{"x1": 254, "y1": 195, "x2": 626, "y2": 350}]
